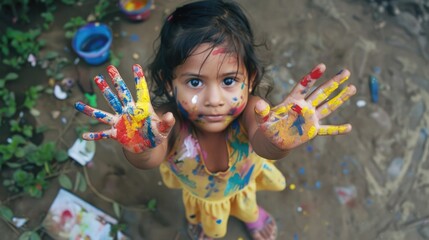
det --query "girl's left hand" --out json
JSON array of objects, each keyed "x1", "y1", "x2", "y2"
[{"x1": 254, "y1": 63, "x2": 356, "y2": 150}]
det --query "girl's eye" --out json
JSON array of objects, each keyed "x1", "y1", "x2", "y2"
[
  {"x1": 223, "y1": 77, "x2": 236, "y2": 86},
  {"x1": 187, "y1": 79, "x2": 202, "y2": 88}
]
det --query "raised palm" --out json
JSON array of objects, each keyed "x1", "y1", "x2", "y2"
[
  {"x1": 75, "y1": 64, "x2": 175, "y2": 153},
  {"x1": 254, "y1": 63, "x2": 356, "y2": 150}
]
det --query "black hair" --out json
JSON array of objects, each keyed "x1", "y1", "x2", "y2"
[{"x1": 148, "y1": 0, "x2": 266, "y2": 104}]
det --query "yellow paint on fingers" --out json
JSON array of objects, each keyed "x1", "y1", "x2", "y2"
[{"x1": 135, "y1": 75, "x2": 151, "y2": 120}]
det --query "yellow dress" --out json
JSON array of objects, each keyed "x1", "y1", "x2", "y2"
[{"x1": 159, "y1": 119, "x2": 286, "y2": 238}]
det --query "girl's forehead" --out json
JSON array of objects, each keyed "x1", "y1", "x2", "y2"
[{"x1": 185, "y1": 44, "x2": 240, "y2": 66}]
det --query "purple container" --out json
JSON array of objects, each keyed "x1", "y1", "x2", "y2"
[{"x1": 119, "y1": 0, "x2": 153, "y2": 21}]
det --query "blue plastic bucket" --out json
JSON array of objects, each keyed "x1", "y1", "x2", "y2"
[
  {"x1": 119, "y1": 0, "x2": 153, "y2": 21},
  {"x1": 72, "y1": 23, "x2": 112, "y2": 65}
]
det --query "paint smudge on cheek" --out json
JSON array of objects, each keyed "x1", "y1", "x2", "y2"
[
  {"x1": 191, "y1": 95, "x2": 198, "y2": 104},
  {"x1": 228, "y1": 96, "x2": 246, "y2": 116},
  {"x1": 178, "y1": 102, "x2": 190, "y2": 119}
]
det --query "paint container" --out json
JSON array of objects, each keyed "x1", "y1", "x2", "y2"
[
  {"x1": 72, "y1": 23, "x2": 112, "y2": 65},
  {"x1": 119, "y1": 0, "x2": 153, "y2": 21},
  {"x1": 369, "y1": 75, "x2": 379, "y2": 103}
]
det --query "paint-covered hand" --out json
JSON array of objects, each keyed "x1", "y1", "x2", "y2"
[
  {"x1": 254, "y1": 63, "x2": 356, "y2": 150},
  {"x1": 75, "y1": 64, "x2": 175, "y2": 153}
]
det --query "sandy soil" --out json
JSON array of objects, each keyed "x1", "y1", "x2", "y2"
[{"x1": 1, "y1": 0, "x2": 429, "y2": 239}]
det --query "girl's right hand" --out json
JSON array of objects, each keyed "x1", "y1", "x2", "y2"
[{"x1": 75, "y1": 64, "x2": 175, "y2": 153}]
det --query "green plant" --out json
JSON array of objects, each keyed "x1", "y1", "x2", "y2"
[
  {"x1": 1, "y1": 139, "x2": 68, "y2": 198},
  {"x1": 0, "y1": 28, "x2": 46, "y2": 70},
  {"x1": 0, "y1": 72, "x2": 18, "y2": 88},
  {"x1": 93, "y1": 0, "x2": 112, "y2": 20},
  {"x1": 63, "y1": 16, "x2": 87, "y2": 39},
  {"x1": 0, "y1": 90, "x2": 17, "y2": 125}
]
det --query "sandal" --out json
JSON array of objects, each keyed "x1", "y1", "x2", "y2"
[
  {"x1": 187, "y1": 223, "x2": 213, "y2": 240},
  {"x1": 245, "y1": 207, "x2": 278, "y2": 240}
]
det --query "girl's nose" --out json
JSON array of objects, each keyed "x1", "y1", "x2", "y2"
[{"x1": 204, "y1": 86, "x2": 225, "y2": 107}]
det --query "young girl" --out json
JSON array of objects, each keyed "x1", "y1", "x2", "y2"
[{"x1": 74, "y1": 1, "x2": 356, "y2": 239}]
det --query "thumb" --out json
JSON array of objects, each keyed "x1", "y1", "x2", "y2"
[
  {"x1": 158, "y1": 112, "x2": 176, "y2": 136},
  {"x1": 254, "y1": 99, "x2": 271, "y2": 124}
]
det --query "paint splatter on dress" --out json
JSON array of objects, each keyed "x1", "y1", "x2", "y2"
[{"x1": 159, "y1": 119, "x2": 286, "y2": 238}]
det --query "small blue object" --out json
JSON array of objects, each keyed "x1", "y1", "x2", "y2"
[
  {"x1": 314, "y1": 181, "x2": 321, "y2": 189},
  {"x1": 298, "y1": 167, "x2": 305, "y2": 175},
  {"x1": 369, "y1": 75, "x2": 379, "y2": 103}
]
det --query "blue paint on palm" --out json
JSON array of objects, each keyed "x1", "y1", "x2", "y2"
[{"x1": 291, "y1": 115, "x2": 305, "y2": 135}]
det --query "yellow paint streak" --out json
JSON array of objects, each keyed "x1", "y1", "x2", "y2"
[
  {"x1": 301, "y1": 106, "x2": 313, "y2": 115},
  {"x1": 339, "y1": 76, "x2": 349, "y2": 84},
  {"x1": 312, "y1": 93, "x2": 327, "y2": 107},
  {"x1": 124, "y1": 115, "x2": 136, "y2": 139},
  {"x1": 320, "y1": 108, "x2": 330, "y2": 116},
  {"x1": 324, "y1": 82, "x2": 339, "y2": 96},
  {"x1": 308, "y1": 126, "x2": 317, "y2": 138},
  {"x1": 135, "y1": 75, "x2": 150, "y2": 120},
  {"x1": 256, "y1": 104, "x2": 270, "y2": 117},
  {"x1": 274, "y1": 105, "x2": 287, "y2": 115},
  {"x1": 338, "y1": 125, "x2": 348, "y2": 133},
  {"x1": 319, "y1": 126, "x2": 347, "y2": 136}
]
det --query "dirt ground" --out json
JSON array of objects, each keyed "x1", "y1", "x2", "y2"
[{"x1": 1, "y1": 0, "x2": 429, "y2": 239}]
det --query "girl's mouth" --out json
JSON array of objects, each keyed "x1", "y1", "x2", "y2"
[{"x1": 203, "y1": 115, "x2": 225, "y2": 122}]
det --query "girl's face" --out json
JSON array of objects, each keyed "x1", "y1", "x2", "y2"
[{"x1": 171, "y1": 43, "x2": 253, "y2": 134}]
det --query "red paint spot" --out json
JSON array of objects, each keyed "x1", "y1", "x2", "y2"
[
  {"x1": 158, "y1": 121, "x2": 169, "y2": 133},
  {"x1": 95, "y1": 77, "x2": 108, "y2": 91},
  {"x1": 310, "y1": 67, "x2": 323, "y2": 79},
  {"x1": 107, "y1": 65, "x2": 118, "y2": 79},
  {"x1": 262, "y1": 114, "x2": 269, "y2": 123},
  {"x1": 291, "y1": 104, "x2": 302, "y2": 114},
  {"x1": 300, "y1": 76, "x2": 311, "y2": 87},
  {"x1": 134, "y1": 64, "x2": 144, "y2": 78},
  {"x1": 82, "y1": 105, "x2": 95, "y2": 116},
  {"x1": 212, "y1": 48, "x2": 226, "y2": 55}
]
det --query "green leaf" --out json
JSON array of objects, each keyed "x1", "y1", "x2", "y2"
[
  {"x1": 0, "y1": 205, "x2": 13, "y2": 221},
  {"x1": 55, "y1": 150, "x2": 69, "y2": 162},
  {"x1": 75, "y1": 172, "x2": 87, "y2": 192},
  {"x1": 113, "y1": 202, "x2": 121, "y2": 218},
  {"x1": 44, "y1": 51, "x2": 58, "y2": 60},
  {"x1": 19, "y1": 231, "x2": 41, "y2": 240},
  {"x1": 58, "y1": 174, "x2": 72, "y2": 190},
  {"x1": 4, "y1": 72, "x2": 18, "y2": 81},
  {"x1": 147, "y1": 199, "x2": 157, "y2": 212},
  {"x1": 6, "y1": 162, "x2": 22, "y2": 168}
]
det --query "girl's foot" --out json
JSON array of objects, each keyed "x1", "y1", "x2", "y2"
[
  {"x1": 245, "y1": 207, "x2": 277, "y2": 240},
  {"x1": 187, "y1": 223, "x2": 213, "y2": 240}
]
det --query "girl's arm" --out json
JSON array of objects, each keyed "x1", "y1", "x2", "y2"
[
  {"x1": 75, "y1": 64, "x2": 175, "y2": 169},
  {"x1": 242, "y1": 63, "x2": 356, "y2": 160}
]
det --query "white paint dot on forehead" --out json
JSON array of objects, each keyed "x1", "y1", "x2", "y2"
[{"x1": 191, "y1": 95, "x2": 198, "y2": 104}]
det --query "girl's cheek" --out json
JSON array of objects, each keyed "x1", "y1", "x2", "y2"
[
  {"x1": 176, "y1": 94, "x2": 199, "y2": 120},
  {"x1": 228, "y1": 92, "x2": 247, "y2": 116}
]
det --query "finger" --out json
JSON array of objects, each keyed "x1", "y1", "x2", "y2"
[
  {"x1": 94, "y1": 74, "x2": 123, "y2": 114},
  {"x1": 307, "y1": 69, "x2": 350, "y2": 108},
  {"x1": 254, "y1": 99, "x2": 271, "y2": 124},
  {"x1": 82, "y1": 129, "x2": 115, "y2": 140},
  {"x1": 316, "y1": 85, "x2": 356, "y2": 119},
  {"x1": 318, "y1": 124, "x2": 352, "y2": 136},
  {"x1": 158, "y1": 112, "x2": 176, "y2": 137},
  {"x1": 133, "y1": 64, "x2": 153, "y2": 119},
  {"x1": 75, "y1": 101, "x2": 116, "y2": 125},
  {"x1": 289, "y1": 63, "x2": 326, "y2": 99},
  {"x1": 107, "y1": 65, "x2": 136, "y2": 115}
]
